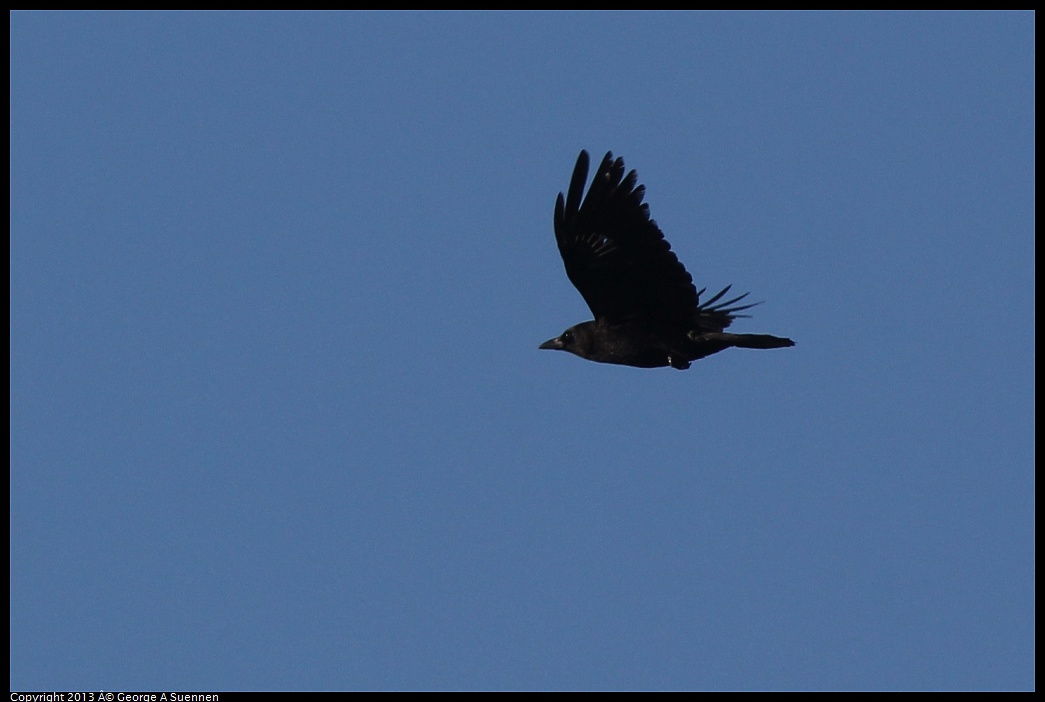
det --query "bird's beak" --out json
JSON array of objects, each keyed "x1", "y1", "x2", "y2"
[{"x1": 539, "y1": 336, "x2": 564, "y2": 350}]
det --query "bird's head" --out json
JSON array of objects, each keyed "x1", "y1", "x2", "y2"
[{"x1": 539, "y1": 322, "x2": 596, "y2": 360}]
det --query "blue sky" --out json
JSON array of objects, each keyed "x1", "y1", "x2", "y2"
[{"x1": 10, "y1": 11, "x2": 1034, "y2": 691}]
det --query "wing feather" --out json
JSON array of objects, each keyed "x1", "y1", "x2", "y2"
[{"x1": 553, "y1": 150, "x2": 751, "y2": 331}]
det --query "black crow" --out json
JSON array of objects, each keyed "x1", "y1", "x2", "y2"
[{"x1": 540, "y1": 150, "x2": 794, "y2": 370}]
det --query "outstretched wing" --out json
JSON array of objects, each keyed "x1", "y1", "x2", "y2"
[{"x1": 553, "y1": 150, "x2": 753, "y2": 328}]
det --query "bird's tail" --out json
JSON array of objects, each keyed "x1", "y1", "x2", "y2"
[
  {"x1": 722, "y1": 333, "x2": 795, "y2": 350},
  {"x1": 687, "y1": 331, "x2": 795, "y2": 356}
]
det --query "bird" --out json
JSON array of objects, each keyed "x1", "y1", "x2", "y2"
[{"x1": 540, "y1": 150, "x2": 795, "y2": 370}]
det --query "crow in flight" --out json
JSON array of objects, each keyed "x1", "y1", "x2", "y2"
[{"x1": 540, "y1": 150, "x2": 794, "y2": 370}]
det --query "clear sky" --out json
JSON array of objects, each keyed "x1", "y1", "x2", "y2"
[{"x1": 10, "y1": 11, "x2": 1034, "y2": 691}]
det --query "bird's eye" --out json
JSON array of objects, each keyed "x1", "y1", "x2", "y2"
[{"x1": 562, "y1": 331, "x2": 573, "y2": 344}]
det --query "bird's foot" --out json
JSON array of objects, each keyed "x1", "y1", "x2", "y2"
[{"x1": 668, "y1": 355, "x2": 691, "y2": 370}]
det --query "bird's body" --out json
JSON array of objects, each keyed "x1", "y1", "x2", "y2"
[{"x1": 540, "y1": 150, "x2": 794, "y2": 370}]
